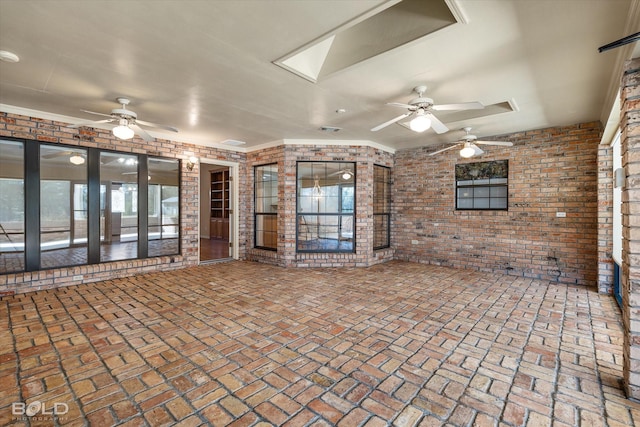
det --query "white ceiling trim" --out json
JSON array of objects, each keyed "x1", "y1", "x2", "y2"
[{"x1": 282, "y1": 138, "x2": 396, "y2": 154}]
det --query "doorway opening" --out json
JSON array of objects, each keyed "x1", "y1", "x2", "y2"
[{"x1": 200, "y1": 163, "x2": 232, "y2": 262}]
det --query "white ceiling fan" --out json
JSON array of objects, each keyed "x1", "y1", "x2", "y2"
[
  {"x1": 71, "y1": 97, "x2": 178, "y2": 142},
  {"x1": 429, "y1": 127, "x2": 514, "y2": 158},
  {"x1": 371, "y1": 86, "x2": 484, "y2": 134},
  {"x1": 329, "y1": 169, "x2": 354, "y2": 180}
]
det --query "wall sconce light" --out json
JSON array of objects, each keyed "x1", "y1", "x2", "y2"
[{"x1": 186, "y1": 156, "x2": 199, "y2": 171}]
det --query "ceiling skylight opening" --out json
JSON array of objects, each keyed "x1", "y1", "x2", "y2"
[{"x1": 274, "y1": 0, "x2": 463, "y2": 83}]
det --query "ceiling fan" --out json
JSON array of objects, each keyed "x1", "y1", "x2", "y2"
[
  {"x1": 429, "y1": 127, "x2": 513, "y2": 158},
  {"x1": 71, "y1": 97, "x2": 178, "y2": 142},
  {"x1": 371, "y1": 86, "x2": 484, "y2": 134},
  {"x1": 329, "y1": 169, "x2": 354, "y2": 180}
]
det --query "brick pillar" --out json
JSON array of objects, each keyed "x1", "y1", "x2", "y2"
[
  {"x1": 598, "y1": 144, "x2": 614, "y2": 293},
  {"x1": 621, "y1": 57, "x2": 640, "y2": 399}
]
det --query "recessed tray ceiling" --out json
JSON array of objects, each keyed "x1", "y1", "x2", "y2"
[{"x1": 275, "y1": 0, "x2": 459, "y2": 82}]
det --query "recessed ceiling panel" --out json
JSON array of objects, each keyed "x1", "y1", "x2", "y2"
[{"x1": 275, "y1": 0, "x2": 458, "y2": 82}]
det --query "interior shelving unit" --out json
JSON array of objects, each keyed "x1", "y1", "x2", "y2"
[{"x1": 210, "y1": 169, "x2": 230, "y2": 240}]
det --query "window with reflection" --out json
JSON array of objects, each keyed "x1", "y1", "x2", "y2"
[
  {"x1": 297, "y1": 162, "x2": 355, "y2": 253},
  {"x1": 0, "y1": 139, "x2": 182, "y2": 276},
  {"x1": 40, "y1": 145, "x2": 88, "y2": 268},
  {"x1": 148, "y1": 157, "x2": 180, "y2": 257},
  {"x1": 0, "y1": 140, "x2": 24, "y2": 273},
  {"x1": 374, "y1": 165, "x2": 391, "y2": 250},
  {"x1": 255, "y1": 164, "x2": 277, "y2": 250},
  {"x1": 100, "y1": 152, "x2": 139, "y2": 261}
]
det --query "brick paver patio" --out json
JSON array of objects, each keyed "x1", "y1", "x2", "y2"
[{"x1": 1, "y1": 260, "x2": 638, "y2": 426}]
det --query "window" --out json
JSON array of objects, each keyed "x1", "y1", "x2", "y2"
[
  {"x1": 374, "y1": 165, "x2": 391, "y2": 249},
  {"x1": 255, "y1": 164, "x2": 278, "y2": 250},
  {"x1": 0, "y1": 138, "x2": 181, "y2": 275},
  {"x1": 296, "y1": 162, "x2": 355, "y2": 253},
  {"x1": 455, "y1": 160, "x2": 508, "y2": 210}
]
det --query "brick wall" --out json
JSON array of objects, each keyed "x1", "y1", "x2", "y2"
[
  {"x1": 0, "y1": 112, "x2": 245, "y2": 295},
  {"x1": 598, "y1": 144, "x2": 614, "y2": 293},
  {"x1": 0, "y1": 110, "x2": 605, "y2": 293},
  {"x1": 620, "y1": 57, "x2": 640, "y2": 400},
  {"x1": 393, "y1": 122, "x2": 601, "y2": 286}
]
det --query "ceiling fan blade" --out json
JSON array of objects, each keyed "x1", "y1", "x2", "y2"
[
  {"x1": 471, "y1": 143, "x2": 484, "y2": 156},
  {"x1": 474, "y1": 140, "x2": 513, "y2": 146},
  {"x1": 429, "y1": 114, "x2": 449, "y2": 134},
  {"x1": 81, "y1": 109, "x2": 114, "y2": 118},
  {"x1": 371, "y1": 113, "x2": 411, "y2": 131},
  {"x1": 130, "y1": 123, "x2": 154, "y2": 142},
  {"x1": 135, "y1": 119, "x2": 179, "y2": 133},
  {"x1": 386, "y1": 102, "x2": 417, "y2": 109},
  {"x1": 42, "y1": 150, "x2": 73, "y2": 159},
  {"x1": 429, "y1": 144, "x2": 461, "y2": 156},
  {"x1": 432, "y1": 101, "x2": 484, "y2": 111},
  {"x1": 69, "y1": 118, "x2": 115, "y2": 129}
]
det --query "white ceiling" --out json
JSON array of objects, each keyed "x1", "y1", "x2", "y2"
[{"x1": 0, "y1": 0, "x2": 638, "y2": 152}]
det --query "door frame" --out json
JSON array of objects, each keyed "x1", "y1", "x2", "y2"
[{"x1": 198, "y1": 158, "x2": 239, "y2": 262}]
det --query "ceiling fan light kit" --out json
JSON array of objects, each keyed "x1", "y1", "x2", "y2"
[
  {"x1": 459, "y1": 143, "x2": 476, "y2": 158},
  {"x1": 409, "y1": 110, "x2": 431, "y2": 132},
  {"x1": 112, "y1": 119, "x2": 135, "y2": 140},
  {"x1": 371, "y1": 85, "x2": 484, "y2": 134}
]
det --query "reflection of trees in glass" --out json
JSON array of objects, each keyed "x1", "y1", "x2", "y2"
[
  {"x1": 455, "y1": 160, "x2": 508, "y2": 181},
  {"x1": 162, "y1": 186, "x2": 179, "y2": 219},
  {"x1": 0, "y1": 179, "x2": 24, "y2": 222},
  {"x1": 41, "y1": 181, "x2": 70, "y2": 221}
]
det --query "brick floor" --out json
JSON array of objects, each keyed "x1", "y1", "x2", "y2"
[{"x1": 1, "y1": 260, "x2": 639, "y2": 426}]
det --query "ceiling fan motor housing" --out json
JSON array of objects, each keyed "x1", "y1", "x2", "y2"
[
  {"x1": 111, "y1": 108, "x2": 137, "y2": 120},
  {"x1": 409, "y1": 97, "x2": 434, "y2": 108}
]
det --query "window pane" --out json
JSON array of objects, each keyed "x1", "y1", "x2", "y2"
[
  {"x1": 490, "y1": 186, "x2": 507, "y2": 198},
  {"x1": 474, "y1": 198, "x2": 490, "y2": 209},
  {"x1": 100, "y1": 152, "x2": 138, "y2": 261},
  {"x1": 374, "y1": 214, "x2": 389, "y2": 249},
  {"x1": 491, "y1": 198, "x2": 508, "y2": 209},
  {"x1": 457, "y1": 198, "x2": 473, "y2": 209},
  {"x1": 256, "y1": 214, "x2": 277, "y2": 248},
  {"x1": 148, "y1": 158, "x2": 179, "y2": 257},
  {"x1": 0, "y1": 140, "x2": 24, "y2": 273},
  {"x1": 474, "y1": 187, "x2": 490, "y2": 198},
  {"x1": 40, "y1": 145, "x2": 87, "y2": 269},
  {"x1": 297, "y1": 214, "x2": 353, "y2": 252}
]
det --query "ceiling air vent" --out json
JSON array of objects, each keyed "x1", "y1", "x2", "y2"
[{"x1": 320, "y1": 126, "x2": 342, "y2": 133}]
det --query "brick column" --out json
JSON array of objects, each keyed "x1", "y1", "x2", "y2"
[
  {"x1": 598, "y1": 144, "x2": 614, "y2": 293},
  {"x1": 621, "y1": 57, "x2": 640, "y2": 399}
]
